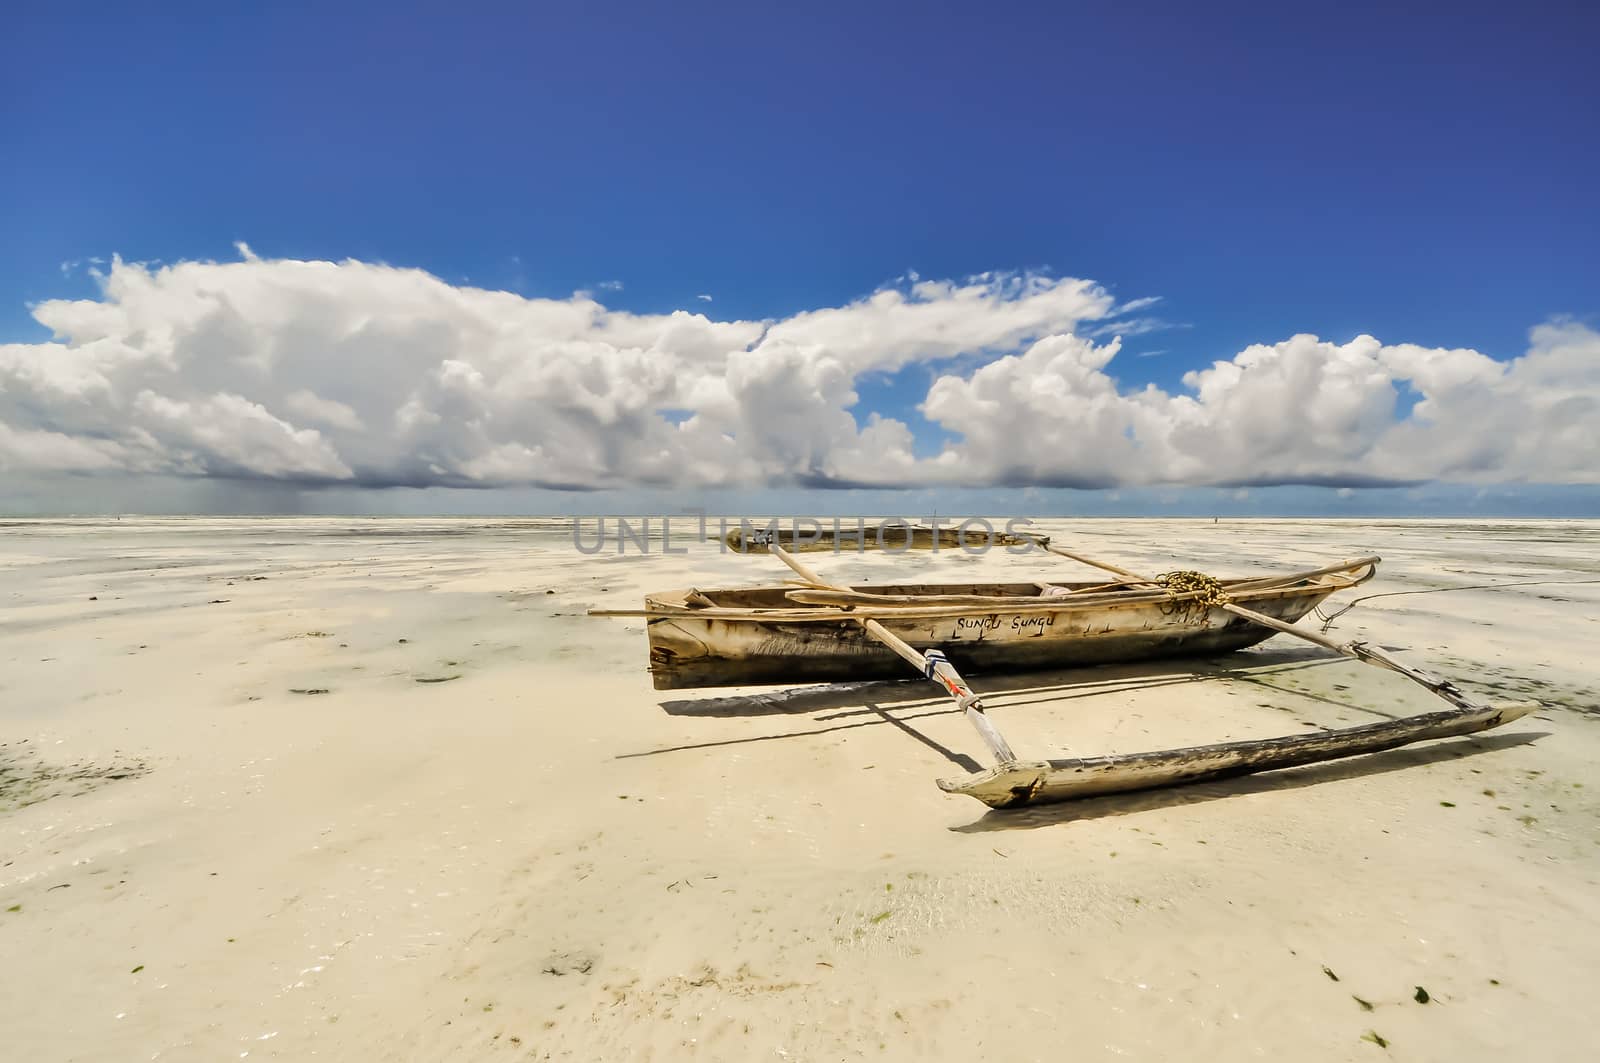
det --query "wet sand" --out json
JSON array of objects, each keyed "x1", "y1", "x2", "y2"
[{"x1": 2, "y1": 517, "x2": 1597, "y2": 1061}]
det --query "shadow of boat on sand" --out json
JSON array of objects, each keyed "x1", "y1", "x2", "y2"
[{"x1": 656, "y1": 644, "x2": 1350, "y2": 719}]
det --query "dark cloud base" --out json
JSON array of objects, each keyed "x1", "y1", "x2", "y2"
[{"x1": 4, "y1": 475, "x2": 1596, "y2": 519}]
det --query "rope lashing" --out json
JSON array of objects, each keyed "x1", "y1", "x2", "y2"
[{"x1": 1156, "y1": 570, "x2": 1233, "y2": 608}]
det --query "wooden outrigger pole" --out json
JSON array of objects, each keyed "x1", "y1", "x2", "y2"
[
  {"x1": 766, "y1": 543, "x2": 1017, "y2": 765},
  {"x1": 1023, "y1": 538, "x2": 1517, "y2": 716},
  {"x1": 767, "y1": 540, "x2": 1538, "y2": 810}
]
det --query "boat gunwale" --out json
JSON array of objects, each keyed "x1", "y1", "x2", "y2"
[{"x1": 619, "y1": 561, "x2": 1374, "y2": 624}]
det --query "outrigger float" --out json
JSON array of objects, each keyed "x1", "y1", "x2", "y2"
[{"x1": 590, "y1": 526, "x2": 1538, "y2": 809}]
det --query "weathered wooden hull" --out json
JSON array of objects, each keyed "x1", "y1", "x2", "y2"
[{"x1": 645, "y1": 582, "x2": 1339, "y2": 690}]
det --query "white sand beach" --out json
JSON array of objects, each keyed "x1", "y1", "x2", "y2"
[{"x1": 2, "y1": 517, "x2": 1597, "y2": 1062}]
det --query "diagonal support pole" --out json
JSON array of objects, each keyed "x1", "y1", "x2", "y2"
[
  {"x1": 1027, "y1": 537, "x2": 1515, "y2": 716},
  {"x1": 767, "y1": 543, "x2": 1017, "y2": 765}
]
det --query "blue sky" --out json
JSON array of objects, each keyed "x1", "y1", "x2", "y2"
[{"x1": 2, "y1": 1, "x2": 1597, "y2": 514}]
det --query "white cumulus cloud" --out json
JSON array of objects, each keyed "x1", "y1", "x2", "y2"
[{"x1": 0, "y1": 250, "x2": 1594, "y2": 493}]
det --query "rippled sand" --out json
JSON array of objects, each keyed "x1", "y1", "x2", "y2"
[{"x1": 2, "y1": 517, "x2": 1597, "y2": 1061}]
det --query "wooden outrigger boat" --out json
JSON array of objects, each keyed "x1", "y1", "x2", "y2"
[
  {"x1": 636, "y1": 557, "x2": 1378, "y2": 690},
  {"x1": 591, "y1": 526, "x2": 1539, "y2": 810}
]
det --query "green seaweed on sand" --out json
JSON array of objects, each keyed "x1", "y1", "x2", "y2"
[
  {"x1": 1361, "y1": 1030, "x2": 1390, "y2": 1048},
  {"x1": 1413, "y1": 986, "x2": 1430, "y2": 1004}
]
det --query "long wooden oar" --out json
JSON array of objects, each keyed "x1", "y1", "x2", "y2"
[{"x1": 767, "y1": 543, "x2": 1017, "y2": 766}]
